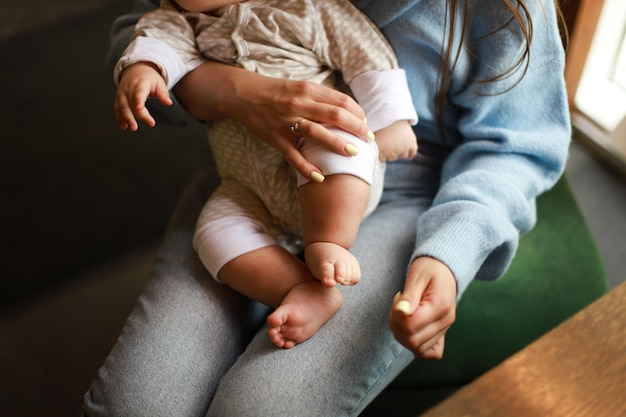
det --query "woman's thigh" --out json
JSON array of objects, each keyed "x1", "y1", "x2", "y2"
[
  {"x1": 206, "y1": 163, "x2": 436, "y2": 417},
  {"x1": 83, "y1": 172, "x2": 271, "y2": 417}
]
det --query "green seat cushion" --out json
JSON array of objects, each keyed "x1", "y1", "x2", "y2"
[{"x1": 391, "y1": 176, "x2": 608, "y2": 388}]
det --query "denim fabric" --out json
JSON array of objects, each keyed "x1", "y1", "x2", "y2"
[{"x1": 83, "y1": 155, "x2": 441, "y2": 417}]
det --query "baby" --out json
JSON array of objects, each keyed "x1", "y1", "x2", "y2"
[{"x1": 114, "y1": 0, "x2": 417, "y2": 348}]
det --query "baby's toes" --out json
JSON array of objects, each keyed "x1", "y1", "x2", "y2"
[
  {"x1": 340, "y1": 264, "x2": 361, "y2": 286},
  {"x1": 334, "y1": 262, "x2": 348, "y2": 285}
]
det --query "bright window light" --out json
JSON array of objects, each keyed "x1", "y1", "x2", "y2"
[{"x1": 575, "y1": 0, "x2": 626, "y2": 131}]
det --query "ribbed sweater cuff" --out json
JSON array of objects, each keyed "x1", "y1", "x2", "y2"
[{"x1": 411, "y1": 211, "x2": 518, "y2": 299}]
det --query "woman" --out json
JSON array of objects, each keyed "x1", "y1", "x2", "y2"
[{"x1": 84, "y1": 0, "x2": 570, "y2": 415}]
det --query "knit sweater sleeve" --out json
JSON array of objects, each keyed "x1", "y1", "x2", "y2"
[{"x1": 409, "y1": 0, "x2": 571, "y2": 296}]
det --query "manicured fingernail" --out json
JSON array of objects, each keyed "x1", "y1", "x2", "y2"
[
  {"x1": 367, "y1": 131, "x2": 375, "y2": 142},
  {"x1": 310, "y1": 171, "x2": 325, "y2": 183},
  {"x1": 345, "y1": 143, "x2": 359, "y2": 156},
  {"x1": 395, "y1": 300, "x2": 411, "y2": 314}
]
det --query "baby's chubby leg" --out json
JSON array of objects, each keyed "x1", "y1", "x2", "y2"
[
  {"x1": 195, "y1": 182, "x2": 345, "y2": 349},
  {"x1": 297, "y1": 127, "x2": 378, "y2": 287},
  {"x1": 299, "y1": 175, "x2": 369, "y2": 287},
  {"x1": 217, "y1": 245, "x2": 343, "y2": 349}
]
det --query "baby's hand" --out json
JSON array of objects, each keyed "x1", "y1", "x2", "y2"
[
  {"x1": 114, "y1": 62, "x2": 172, "y2": 131},
  {"x1": 374, "y1": 120, "x2": 418, "y2": 162}
]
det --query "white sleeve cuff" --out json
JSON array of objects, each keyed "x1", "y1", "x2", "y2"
[
  {"x1": 113, "y1": 36, "x2": 189, "y2": 89},
  {"x1": 350, "y1": 69, "x2": 418, "y2": 132}
]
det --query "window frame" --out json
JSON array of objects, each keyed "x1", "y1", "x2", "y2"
[{"x1": 564, "y1": 0, "x2": 626, "y2": 175}]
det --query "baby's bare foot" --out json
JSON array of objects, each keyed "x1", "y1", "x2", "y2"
[
  {"x1": 305, "y1": 241, "x2": 361, "y2": 287},
  {"x1": 267, "y1": 282, "x2": 342, "y2": 348}
]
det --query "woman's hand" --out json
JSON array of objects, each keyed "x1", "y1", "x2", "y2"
[
  {"x1": 390, "y1": 256, "x2": 457, "y2": 360},
  {"x1": 173, "y1": 61, "x2": 373, "y2": 178}
]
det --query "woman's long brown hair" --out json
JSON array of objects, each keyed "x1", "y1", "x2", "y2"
[{"x1": 436, "y1": 0, "x2": 567, "y2": 139}]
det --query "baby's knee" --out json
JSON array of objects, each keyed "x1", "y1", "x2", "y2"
[
  {"x1": 296, "y1": 127, "x2": 378, "y2": 187},
  {"x1": 193, "y1": 216, "x2": 275, "y2": 280}
]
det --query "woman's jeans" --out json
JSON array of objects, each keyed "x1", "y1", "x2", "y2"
[{"x1": 83, "y1": 153, "x2": 441, "y2": 417}]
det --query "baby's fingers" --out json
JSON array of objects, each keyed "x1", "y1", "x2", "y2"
[
  {"x1": 133, "y1": 106, "x2": 157, "y2": 128},
  {"x1": 130, "y1": 82, "x2": 153, "y2": 112},
  {"x1": 114, "y1": 94, "x2": 139, "y2": 131},
  {"x1": 153, "y1": 81, "x2": 173, "y2": 107},
  {"x1": 125, "y1": 84, "x2": 158, "y2": 128}
]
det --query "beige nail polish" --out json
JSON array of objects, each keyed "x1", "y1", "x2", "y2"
[
  {"x1": 367, "y1": 130, "x2": 375, "y2": 143},
  {"x1": 395, "y1": 300, "x2": 411, "y2": 314},
  {"x1": 345, "y1": 143, "x2": 359, "y2": 156},
  {"x1": 310, "y1": 171, "x2": 325, "y2": 183}
]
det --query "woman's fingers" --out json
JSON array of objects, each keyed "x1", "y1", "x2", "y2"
[
  {"x1": 390, "y1": 257, "x2": 457, "y2": 359},
  {"x1": 284, "y1": 80, "x2": 364, "y2": 121},
  {"x1": 419, "y1": 334, "x2": 446, "y2": 360},
  {"x1": 273, "y1": 79, "x2": 371, "y2": 143},
  {"x1": 302, "y1": 101, "x2": 371, "y2": 143},
  {"x1": 390, "y1": 297, "x2": 454, "y2": 359},
  {"x1": 280, "y1": 144, "x2": 322, "y2": 181},
  {"x1": 397, "y1": 318, "x2": 451, "y2": 359},
  {"x1": 292, "y1": 119, "x2": 365, "y2": 157}
]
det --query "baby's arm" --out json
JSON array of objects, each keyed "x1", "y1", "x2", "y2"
[
  {"x1": 112, "y1": 0, "x2": 205, "y2": 131},
  {"x1": 115, "y1": 62, "x2": 173, "y2": 131},
  {"x1": 375, "y1": 120, "x2": 417, "y2": 162}
]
